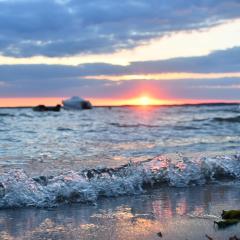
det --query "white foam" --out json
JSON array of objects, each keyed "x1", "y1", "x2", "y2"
[{"x1": 0, "y1": 154, "x2": 240, "y2": 208}]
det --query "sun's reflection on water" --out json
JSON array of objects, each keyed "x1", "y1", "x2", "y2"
[{"x1": 0, "y1": 185, "x2": 240, "y2": 239}]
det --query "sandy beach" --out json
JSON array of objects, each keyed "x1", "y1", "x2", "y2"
[{"x1": 0, "y1": 184, "x2": 239, "y2": 240}]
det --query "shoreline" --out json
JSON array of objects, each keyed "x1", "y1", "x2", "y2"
[{"x1": 0, "y1": 184, "x2": 240, "y2": 239}]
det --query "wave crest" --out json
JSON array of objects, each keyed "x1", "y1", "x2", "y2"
[{"x1": 0, "y1": 154, "x2": 240, "y2": 208}]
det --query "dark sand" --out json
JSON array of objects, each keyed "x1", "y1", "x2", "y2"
[{"x1": 0, "y1": 184, "x2": 240, "y2": 240}]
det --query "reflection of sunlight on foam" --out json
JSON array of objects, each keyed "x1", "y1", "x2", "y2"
[
  {"x1": 176, "y1": 161, "x2": 186, "y2": 170},
  {"x1": 192, "y1": 206, "x2": 204, "y2": 217},
  {"x1": 80, "y1": 224, "x2": 97, "y2": 230},
  {"x1": 176, "y1": 200, "x2": 187, "y2": 216},
  {"x1": 1, "y1": 154, "x2": 240, "y2": 208}
]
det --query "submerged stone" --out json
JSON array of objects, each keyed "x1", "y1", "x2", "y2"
[
  {"x1": 222, "y1": 210, "x2": 240, "y2": 220},
  {"x1": 214, "y1": 219, "x2": 239, "y2": 229}
]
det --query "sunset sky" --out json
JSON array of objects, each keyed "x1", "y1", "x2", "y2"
[{"x1": 1, "y1": 0, "x2": 240, "y2": 106}]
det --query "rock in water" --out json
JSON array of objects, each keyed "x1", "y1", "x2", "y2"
[
  {"x1": 214, "y1": 219, "x2": 239, "y2": 229},
  {"x1": 222, "y1": 210, "x2": 240, "y2": 220},
  {"x1": 32, "y1": 104, "x2": 61, "y2": 112}
]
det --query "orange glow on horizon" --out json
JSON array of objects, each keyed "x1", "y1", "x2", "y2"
[
  {"x1": 0, "y1": 97, "x2": 239, "y2": 107},
  {"x1": 0, "y1": 98, "x2": 63, "y2": 107},
  {"x1": 0, "y1": 97, "x2": 172, "y2": 107}
]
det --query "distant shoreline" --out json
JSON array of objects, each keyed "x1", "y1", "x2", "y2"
[{"x1": 0, "y1": 102, "x2": 239, "y2": 109}]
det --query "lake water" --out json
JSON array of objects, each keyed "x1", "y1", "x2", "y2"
[
  {"x1": 1, "y1": 104, "x2": 240, "y2": 174},
  {"x1": 0, "y1": 104, "x2": 240, "y2": 239}
]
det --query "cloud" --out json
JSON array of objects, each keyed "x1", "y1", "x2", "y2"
[
  {"x1": 77, "y1": 46, "x2": 240, "y2": 75},
  {"x1": 1, "y1": 47, "x2": 240, "y2": 101},
  {"x1": 0, "y1": 47, "x2": 239, "y2": 79},
  {"x1": 127, "y1": 47, "x2": 240, "y2": 74},
  {"x1": 0, "y1": 0, "x2": 240, "y2": 57}
]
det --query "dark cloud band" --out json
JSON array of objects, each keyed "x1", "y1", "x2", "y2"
[
  {"x1": 0, "y1": 47, "x2": 240, "y2": 100},
  {"x1": 0, "y1": 0, "x2": 239, "y2": 57}
]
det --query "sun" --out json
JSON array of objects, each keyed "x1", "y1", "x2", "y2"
[{"x1": 139, "y1": 96, "x2": 151, "y2": 105}]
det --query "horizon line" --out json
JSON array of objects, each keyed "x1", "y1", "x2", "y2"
[{"x1": 0, "y1": 101, "x2": 239, "y2": 109}]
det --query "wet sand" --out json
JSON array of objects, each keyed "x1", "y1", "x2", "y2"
[{"x1": 0, "y1": 183, "x2": 240, "y2": 240}]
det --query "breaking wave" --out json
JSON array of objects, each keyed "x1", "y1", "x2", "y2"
[{"x1": 1, "y1": 154, "x2": 240, "y2": 209}]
